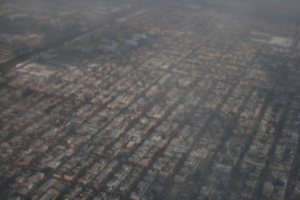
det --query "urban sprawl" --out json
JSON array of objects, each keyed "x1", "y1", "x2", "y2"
[{"x1": 1, "y1": 1, "x2": 300, "y2": 200}]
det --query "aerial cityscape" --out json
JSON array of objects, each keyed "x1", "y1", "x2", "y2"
[{"x1": 1, "y1": 0, "x2": 300, "y2": 200}]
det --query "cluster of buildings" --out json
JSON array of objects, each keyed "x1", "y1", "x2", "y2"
[
  {"x1": 0, "y1": 1, "x2": 300, "y2": 200},
  {"x1": 0, "y1": 0, "x2": 130, "y2": 63}
]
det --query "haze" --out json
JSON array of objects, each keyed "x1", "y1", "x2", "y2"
[{"x1": 0, "y1": 0, "x2": 300, "y2": 200}]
